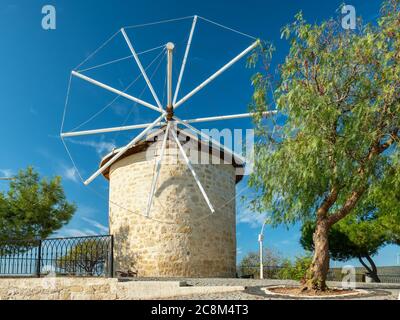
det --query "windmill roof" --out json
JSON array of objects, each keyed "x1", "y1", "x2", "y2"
[{"x1": 100, "y1": 126, "x2": 245, "y2": 183}]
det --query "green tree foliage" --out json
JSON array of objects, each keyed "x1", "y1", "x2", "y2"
[
  {"x1": 248, "y1": 0, "x2": 400, "y2": 290},
  {"x1": 0, "y1": 166, "x2": 76, "y2": 241},
  {"x1": 278, "y1": 255, "x2": 312, "y2": 281},
  {"x1": 56, "y1": 239, "x2": 108, "y2": 275}
]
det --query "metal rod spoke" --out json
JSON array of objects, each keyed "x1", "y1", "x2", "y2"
[
  {"x1": 173, "y1": 116, "x2": 246, "y2": 163},
  {"x1": 61, "y1": 111, "x2": 276, "y2": 138},
  {"x1": 170, "y1": 126, "x2": 215, "y2": 213},
  {"x1": 174, "y1": 40, "x2": 260, "y2": 109},
  {"x1": 173, "y1": 15, "x2": 197, "y2": 105},
  {"x1": 71, "y1": 71, "x2": 162, "y2": 113},
  {"x1": 61, "y1": 121, "x2": 165, "y2": 138},
  {"x1": 121, "y1": 28, "x2": 163, "y2": 109},
  {"x1": 146, "y1": 122, "x2": 171, "y2": 217},
  {"x1": 84, "y1": 113, "x2": 166, "y2": 185},
  {"x1": 178, "y1": 111, "x2": 277, "y2": 124},
  {"x1": 166, "y1": 43, "x2": 174, "y2": 109}
]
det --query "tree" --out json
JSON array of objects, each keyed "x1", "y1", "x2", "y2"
[
  {"x1": 300, "y1": 215, "x2": 387, "y2": 282},
  {"x1": 238, "y1": 248, "x2": 282, "y2": 278},
  {"x1": 248, "y1": 0, "x2": 400, "y2": 291},
  {"x1": 56, "y1": 239, "x2": 108, "y2": 275},
  {"x1": 278, "y1": 255, "x2": 312, "y2": 281},
  {"x1": 380, "y1": 212, "x2": 400, "y2": 245},
  {"x1": 0, "y1": 166, "x2": 76, "y2": 241}
]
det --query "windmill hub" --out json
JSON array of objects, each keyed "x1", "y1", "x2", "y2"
[
  {"x1": 166, "y1": 106, "x2": 174, "y2": 121},
  {"x1": 166, "y1": 42, "x2": 175, "y2": 50}
]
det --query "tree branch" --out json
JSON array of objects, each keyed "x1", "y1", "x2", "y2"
[
  {"x1": 317, "y1": 186, "x2": 339, "y2": 219},
  {"x1": 328, "y1": 187, "x2": 366, "y2": 226},
  {"x1": 328, "y1": 128, "x2": 398, "y2": 226}
]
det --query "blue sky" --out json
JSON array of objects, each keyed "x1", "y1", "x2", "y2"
[{"x1": 0, "y1": 0, "x2": 398, "y2": 267}]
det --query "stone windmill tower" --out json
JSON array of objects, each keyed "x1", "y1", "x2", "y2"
[
  {"x1": 61, "y1": 16, "x2": 273, "y2": 277},
  {"x1": 101, "y1": 127, "x2": 244, "y2": 277}
]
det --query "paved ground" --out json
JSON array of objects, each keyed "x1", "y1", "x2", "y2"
[
  {"x1": 166, "y1": 288, "x2": 400, "y2": 300},
  {"x1": 129, "y1": 278, "x2": 400, "y2": 300}
]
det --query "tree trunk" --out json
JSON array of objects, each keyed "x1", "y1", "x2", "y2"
[
  {"x1": 359, "y1": 255, "x2": 381, "y2": 283},
  {"x1": 302, "y1": 218, "x2": 330, "y2": 291}
]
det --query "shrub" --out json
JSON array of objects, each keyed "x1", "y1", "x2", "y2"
[{"x1": 277, "y1": 254, "x2": 312, "y2": 281}]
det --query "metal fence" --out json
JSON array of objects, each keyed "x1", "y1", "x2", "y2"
[
  {"x1": 327, "y1": 269, "x2": 400, "y2": 283},
  {"x1": 0, "y1": 235, "x2": 113, "y2": 278},
  {"x1": 237, "y1": 266, "x2": 284, "y2": 279},
  {"x1": 238, "y1": 266, "x2": 400, "y2": 283}
]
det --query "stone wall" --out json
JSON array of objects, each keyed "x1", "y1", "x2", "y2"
[
  {"x1": 108, "y1": 140, "x2": 237, "y2": 277},
  {"x1": 0, "y1": 278, "x2": 244, "y2": 300}
]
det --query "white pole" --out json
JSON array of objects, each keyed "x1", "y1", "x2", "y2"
[
  {"x1": 259, "y1": 220, "x2": 267, "y2": 279},
  {"x1": 180, "y1": 111, "x2": 277, "y2": 124},
  {"x1": 166, "y1": 42, "x2": 174, "y2": 108},
  {"x1": 170, "y1": 126, "x2": 215, "y2": 213},
  {"x1": 173, "y1": 15, "x2": 197, "y2": 105},
  {"x1": 121, "y1": 28, "x2": 163, "y2": 109},
  {"x1": 84, "y1": 113, "x2": 166, "y2": 185},
  {"x1": 174, "y1": 40, "x2": 260, "y2": 109},
  {"x1": 173, "y1": 116, "x2": 246, "y2": 163},
  {"x1": 259, "y1": 234, "x2": 264, "y2": 280},
  {"x1": 61, "y1": 122, "x2": 166, "y2": 138},
  {"x1": 71, "y1": 71, "x2": 162, "y2": 113},
  {"x1": 61, "y1": 111, "x2": 277, "y2": 138},
  {"x1": 146, "y1": 122, "x2": 171, "y2": 217}
]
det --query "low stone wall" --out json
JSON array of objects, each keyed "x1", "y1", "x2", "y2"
[{"x1": 0, "y1": 278, "x2": 244, "y2": 300}]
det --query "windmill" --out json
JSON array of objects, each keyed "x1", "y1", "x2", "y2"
[{"x1": 61, "y1": 16, "x2": 275, "y2": 277}]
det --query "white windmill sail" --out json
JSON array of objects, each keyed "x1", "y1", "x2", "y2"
[{"x1": 61, "y1": 15, "x2": 277, "y2": 216}]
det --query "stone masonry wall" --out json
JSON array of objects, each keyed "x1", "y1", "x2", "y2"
[
  {"x1": 108, "y1": 139, "x2": 237, "y2": 277},
  {"x1": 0, "y1": 278, "x2": 245, "y2": 300}
]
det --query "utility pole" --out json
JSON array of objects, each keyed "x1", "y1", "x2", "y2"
[{"x1": 258, "y1": 220, "x2": 267, "y2": 279}]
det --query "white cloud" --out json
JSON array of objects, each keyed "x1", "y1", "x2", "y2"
[
  {"x1": 235, "y1": 185, "x2": 268, "y2": 229},
  {"x1": 82, "y1": 217, "x2": 109, "y2": 234},
  {"x1": 82, "y1": 229, "x2": 98, "y2": 236},
  {"x1": 78, "y1": 205, "x2": 98, "y2": 217},
  {"x1": 68, "y1": 139, "x2": 115, "y2": 156},
  {"x1": 237, "y1": 206, "x2": 267, "y2": 229},
  {"x1": 59, "y1": 229, "x2": 95, "y2": 237},
  {"x1": 61, "y1": 166, "x2": 80, "y2": 183}
]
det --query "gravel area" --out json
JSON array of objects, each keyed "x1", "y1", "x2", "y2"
[
  {"x1": 165, "y1": 288, "x2": 400, "y2": 300},
  {"x1": 124, "y1": 278, "x2": 400, "y2": 300},
  {"x1": 124, "y1": 277, "x2": 299, "y2": 287},
  {"x1": 165, "y1": 291, "x2": 267, "y2": 300}
]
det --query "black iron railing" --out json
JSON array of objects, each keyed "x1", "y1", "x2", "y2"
[
  {"x1": 327, "y1": 269, "x2": 400, "y2": 283},
  {"x1": 237, "y1": 266, "x2": 284, "y2": 279},
  {"x1": 237, "y1": 266, "x2": 400, "y2": 283},
  {"x1": 0, "y1": 235, "x2": 113, "y2": 278}
]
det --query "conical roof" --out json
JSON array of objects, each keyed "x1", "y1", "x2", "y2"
[{"x1": 100, "y1": 125, "x2": 245, "y2": 183}]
